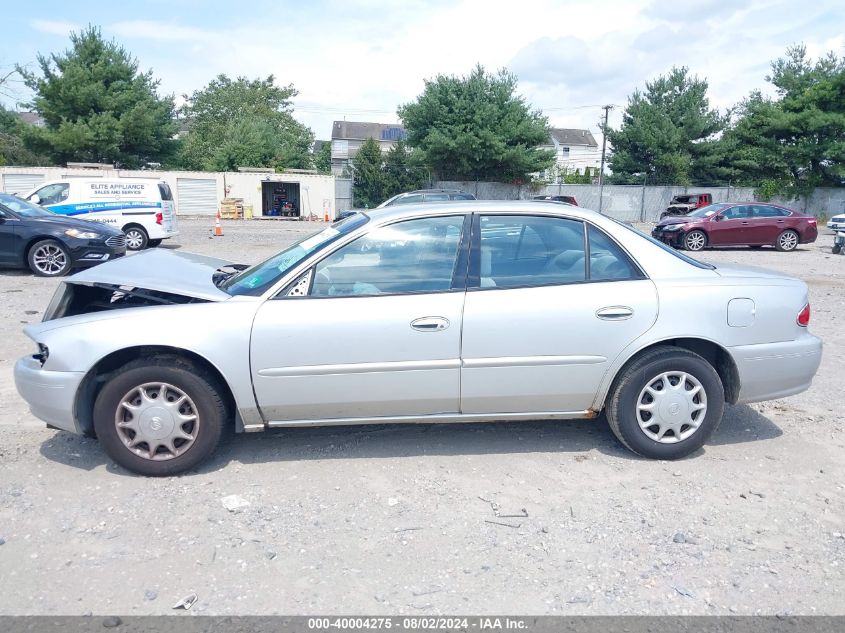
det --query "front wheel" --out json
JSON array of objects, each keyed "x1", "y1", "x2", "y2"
[
  {"x1": 93, "y1": 357, "x2": 227, "y2": 476},
  {"x1": 123, "y1": 225, "x2": 149, "y2": 251},
  {"x1": 775, "y1": 229, "x2": 799, "y2": 252},
  {"x1": 684, "y1": 230, "x2": 707, "y2": 251},
  {"x1": 606, "y1": 347, "x2": 725, "y2": 460},
  {"x1": 28, "y1": 239, "x2": 72, "y2": 277}
]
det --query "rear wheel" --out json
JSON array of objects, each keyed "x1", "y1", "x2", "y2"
[
  {"x1": 28, "y1": 239, "x2": 72, "y2": 277},
  {"x1": 93, "y1": 357, "x2": 227, "y2": 476},
  {"x1": 775, "y1": 229, "x2": 799, "y2": 252},
  {"x1": 684, "y1": 230, "x2": 707, "y2": 251},
  {"x1": 606, "y1": 347, "x2": 725, "y2": 460},
  {"x1": 123, "y1": 225, "x2": 149, "y2": 251}
]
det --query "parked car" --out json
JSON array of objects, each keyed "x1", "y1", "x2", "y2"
[
  {"x1": 827, "y1": 213, "x2": 845, "y2": 232},
  {"x1": 652, "y1": 202, "x2": 818, "y2": 252},
  {"x1": 15, "y1": 201, "x2": 821, "y2": 475},
  {"x1": 24, "y1": 177, "x2": 179, "y2": 251},
  {"x1": 662, "y1": 193, "x2": 713, "y2": 218},
  {"x1": 377, "y1": 189, "x2": 475, "y2": 207},
  {"x1": 0, "y1": 193, "x2": 126, "y2": 277},
  {"x1": 533, "y1": 195, "x2": 578, "y2": 206}
]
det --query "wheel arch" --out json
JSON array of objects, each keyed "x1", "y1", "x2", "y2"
[
  {"x1": 74, "y1": 345, "x2": 238, "y2": 436},
  {"x1": 599, "y1": 337, "x2": 740, "y2": 412},
  {"x1": 22, "y1": 235, "x2": 64, "y2": 267}
]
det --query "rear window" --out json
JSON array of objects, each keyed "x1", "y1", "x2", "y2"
[
  {"x1": 157, "y1": 183, "x2": 174, "y2": 201},
  {"x1": 612, "y1": 219, "x2": 715, "y2": 270}
]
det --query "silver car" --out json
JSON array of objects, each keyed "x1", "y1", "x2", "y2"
[{"x1": 14, "y1": 202, "x2": 822, "y2": 475}]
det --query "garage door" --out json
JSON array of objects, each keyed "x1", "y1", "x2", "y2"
[
  {"x1": 2, "y1": 173, "x2": 46, "y2": 195},
  {"x1": 176, "y1": 177, "x2": 218, "y2": 215}
]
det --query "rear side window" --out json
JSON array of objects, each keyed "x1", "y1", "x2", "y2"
[
  {"x1": 477, "y1": 215, "x2": 586, "y2": 288},
  {"x1": 588, "y1": 225, "x2": 641, "y2": 281},
  {"x1": 752, "y1": 205, "x2": 789, "y2": 218},
  {"x1": 393, "y1": 194, "x2": 423, "y2": 205},
  {"x1": 158, "y1": 183, "x2": 174, "y2": 201}
]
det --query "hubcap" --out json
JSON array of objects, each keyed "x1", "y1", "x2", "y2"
[
  {"x1": 779, "y1": 232, "x2": 797, "y2": 250},
  {"x1": 32, "y1": 244, "x2": 67, "y2": 274},
  {"x1": 114, "y1": 382, "x2": 200, "y2": 461},
  {"x1": 686, "y1": 232, "x2": 705, "y2": 251},
  {"x1": 636, "y1": 371, "x2": 707, "y2": 444},
  {"x1": 125, "y1": 230, "x2": 144, "y2": 249}
]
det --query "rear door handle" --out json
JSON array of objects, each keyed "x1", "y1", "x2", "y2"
[
  {"x1": 411, "y1": 316, "x2": 450, "y2": 332},
  {"x1": 596, "y1": 306, "x2": 634, "y2": 320}
]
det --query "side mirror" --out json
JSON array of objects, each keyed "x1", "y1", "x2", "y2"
[
  {"x1": 713, "y1": 214, "x2": 723, "y2": 222},
  {"x1": 30, "y1": 194, "x2": 41, "y2": 205}
]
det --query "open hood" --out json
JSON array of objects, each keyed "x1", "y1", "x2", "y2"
[
  {"x1": 43, "y1": 249, "x2": 238, "y2": 321},
  {"x1": 68, "y1": 249, "x2": 233, "y2": 301}
]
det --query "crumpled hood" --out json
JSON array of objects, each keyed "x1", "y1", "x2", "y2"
[
  {"x1": 67, "y1": 249, "x2": 233, "y2": 301},
  {"x1": 656, "y1": 215, "x2": 694, "y2": 227}
]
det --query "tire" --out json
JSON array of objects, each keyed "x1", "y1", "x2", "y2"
[
  {"x1": 775, "y1": 229, "x2": 799, "y2": 252},
  {"x1": 123, "y1": 225, "x2": 149, "y2": 251},
  {"x1": 147, "y1": 239, "x2": 162, "y2": 248},
  {"x1": 833, "y1": 243, "x2": 842, "y2": 255},
  {"x1": 27, "y1": 239, "x2": 72, "y2": 277},
  {"x1": 606, "y1": 347, "x2": 725, "y2": 460},
  {"x1": 684, "y1": 230, "x2": 707, "y2": 251},
  {"x1": 93, "y1": 356, "x2": 227, "y2": 476},
  {"x1": 749, "y1": 245, "x2": 764, "y2": 249}
]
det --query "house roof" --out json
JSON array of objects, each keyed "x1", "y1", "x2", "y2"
[
  {"x1": 17, "y1": 112, "x2": 45, "y2": 127},
  {"x1": 550, "y1": 128, "x2": 598, "y2": 147},
  {"x1": 332, "y1": 121, "x2": 406, "y2": 142}
]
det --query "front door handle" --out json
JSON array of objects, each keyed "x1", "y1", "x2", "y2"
[
  {"x1": 411, "y1": 316, "x2": 450, "y2": 332},
  {"x1": 596, "y1": 306, "x2": 634, "y2": 320}
]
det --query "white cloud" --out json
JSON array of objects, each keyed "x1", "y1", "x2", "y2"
[{"x1": 30, "y1": 19, "x2": 80, "y2": 36}]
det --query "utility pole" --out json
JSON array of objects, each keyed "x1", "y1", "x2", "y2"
[{"x1": 598, "y1": 104, "x2": 613, "y2": 214}]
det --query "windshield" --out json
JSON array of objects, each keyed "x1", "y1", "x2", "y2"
[
  {"x1": 221, "y1": 213, "x2": 369, "y2": 296},
  {"x1": 687, "y1": 203, "x2": 729, "y2": 218},
  {"x1": 612, "y1": 218, "x2": 715, "y2": 270},
  {"x1": 0, "y1": 193, "x2": 54, "y2": 218}
]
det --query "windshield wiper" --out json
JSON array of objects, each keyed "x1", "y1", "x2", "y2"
[{"x1": 212, "y1": 264, "x2": 250, "y2": 288}]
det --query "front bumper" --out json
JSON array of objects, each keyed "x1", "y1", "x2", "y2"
[
  {"x1": 14, "y1": 356, "x2": 85, "y2": 434},
  {"x1": 67, "y1": 238, "x2": 126, "y2": 268},
  {"x1": 731, "y1": 333, "x2": 822, "y2": 404},
  {"x1": 651, "y1": 227, "x2": 685, "y2": 247}
]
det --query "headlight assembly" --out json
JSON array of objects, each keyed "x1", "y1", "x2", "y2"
[{"x1": 64, "y1": 228, "x2": 101, "y2": 239}]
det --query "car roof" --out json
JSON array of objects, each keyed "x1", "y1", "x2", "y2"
[{"x1": 363, "y1": 199, "x2": 603, "y2": 224}]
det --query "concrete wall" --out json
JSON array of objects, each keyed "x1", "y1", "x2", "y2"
[
  {"x1": 0, "y1": 166, "x2": 337, "y2": 219},
  {"x1": 435, "y1": 180, "x2": 845, "y2": 223}
]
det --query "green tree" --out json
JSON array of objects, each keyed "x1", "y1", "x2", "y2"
[
  {"x1": 607, "y1": 67, "x2": 725, "y2": 185},
  {"x1": 179, "y1": 74, "x2": 314, "y2": 171},
  {"x1": 398, "y1": 65, "x2": 553, "y2": 181},
  {"x1": 18, "y1": 26, "x2": 177, "y2": 168},
  {"x1": 383, "y1": 140, "x2": 427, "y2": 197},
  {"x1": 0, "y1": 107, "x2": 51, "y2": 166},
  {"x1": 352, "y1": 138, "x2": 385, "y2": 208},
  {"x1": 724, "y1": 46, "x2": 845, "y2": 197},
  {"x1": 314, "y1": 141, "x2": 331, "y2": 174}
]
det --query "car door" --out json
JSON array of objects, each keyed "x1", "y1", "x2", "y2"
[
  {"x1": 29, "y1": 182, "x2": 70, "y2": 210},
  {"x1": 0, "y1": 207, "x2": 18, "y2": 266},
  {"x1": 460, "y1": 214, "x2": 658, "y2": 414},
  {"x1": 746, "y1": 205, "x2": 788, "y2": 244},
  {"x1": 707, "y1": 204, "x2": 749, "y2": 245},
  {"x1": 250, "y1": 214, "x2": 469, "y2": 422}
]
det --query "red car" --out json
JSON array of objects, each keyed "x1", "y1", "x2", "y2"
[{"x1": 651, "y1": 202, "x2": 818, "y2": 252}]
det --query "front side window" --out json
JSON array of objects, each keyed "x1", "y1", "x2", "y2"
[
  {"x1": 477, "y1": 215, "x2": 586, "y2": 288},
  {"x1": 311, "y1": 215, "x2": 464, "y2": 297},
  {"x1": 721, "y1": 205, "x2": 749, "y2": 220},
  {"x1": 32, "y1": 183, "x2": 69, "y2": 206},
  {"x1": 0, "y1": 193, "x2": 52, "y2": 218}
]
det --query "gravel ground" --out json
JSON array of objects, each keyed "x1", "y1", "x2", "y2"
[{"x1": 0, "y1": 217, "x2": 843, "y2": 616}]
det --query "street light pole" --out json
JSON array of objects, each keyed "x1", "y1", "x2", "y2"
[{"x1": 598, "y1": 104, "x2": 613, "y2": 214}]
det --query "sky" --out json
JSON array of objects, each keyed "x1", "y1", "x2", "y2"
[{"x1": 1, "y1": 0, "x2": 843, "y2": 149}]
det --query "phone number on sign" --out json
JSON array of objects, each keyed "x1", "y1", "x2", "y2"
[{"x1": 308, "y1": 617, "x2": 477, "y2": 630}]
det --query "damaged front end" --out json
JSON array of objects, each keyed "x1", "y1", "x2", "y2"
[{"x1": 43, "y1": 281, "x2": 211, "y2": 321}]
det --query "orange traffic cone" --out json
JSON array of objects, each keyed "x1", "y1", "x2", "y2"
[
  {"x1": 323, "y1": 209, "x2": 330, "y2": 222},
  {"x1": 214, "y1": 209, "x2": 223, "y2": 236}
]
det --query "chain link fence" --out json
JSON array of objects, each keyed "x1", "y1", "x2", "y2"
[{"x1": 434, "y1": 181, "x2": 845, "y2": 223}]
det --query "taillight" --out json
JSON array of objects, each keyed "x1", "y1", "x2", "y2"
[
  {"x1": 155, "y1": 212, "x2": 163, "y2": 225},
  {"x1": 808, "y1": 218, "x2": 817, "y2": 225},
  {"x1": 797, "y1": 303, "x2": 810, "y2": 327}
]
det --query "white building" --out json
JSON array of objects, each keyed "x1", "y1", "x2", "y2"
[
  {"x1": 0, "y1": 166, "x2": 337, "y2": 220},
  {"x1": 330, "y1": 121, "x2": 407, "y2": 176},
  {"x1": 538, "y1": 128, "x2": 601, "y2": 181}
]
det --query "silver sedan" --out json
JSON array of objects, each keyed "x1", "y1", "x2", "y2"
[{"x1": 14, "y1": 202, "x2": 822, "y2": 475}]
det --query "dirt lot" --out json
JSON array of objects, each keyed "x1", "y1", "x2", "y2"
[{"x1": 0, "y1": 217, "x2": 843, "y2": 616}]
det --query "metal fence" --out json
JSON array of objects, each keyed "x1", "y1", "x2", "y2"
[
  {"x1": 335, "y1": 177, "x2": 353, "y2": 212},
  {"x1": 434, "y1": 181, "x2": 845, "y2": 223}
]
